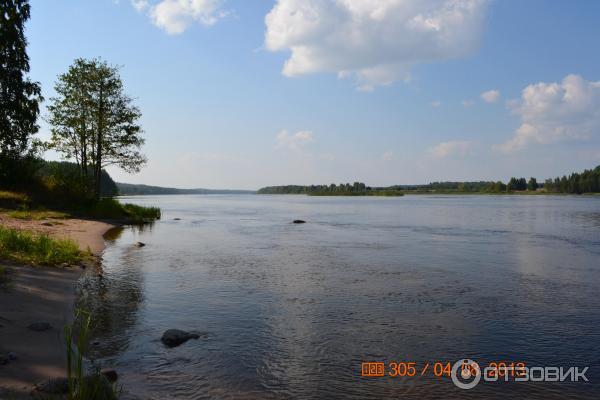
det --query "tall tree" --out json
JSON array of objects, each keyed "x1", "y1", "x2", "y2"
[
  {"x1": 0, "y1": 0, "x2": 42, "y2": 181},
  {"x1": 48, "y1": 58, "x2": 146, "y2": 199},
  {"x1": 527, "y1": 177, "x2": 537, "y2": 191}
]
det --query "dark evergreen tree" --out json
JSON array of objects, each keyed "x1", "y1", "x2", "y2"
[{"x1": 0, "y1": 0, "x2": 43, "y2": 183}]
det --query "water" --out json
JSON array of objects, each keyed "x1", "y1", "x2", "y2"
[{"x1": 78, "y1": 195, "x2": 600, "y2": 399}]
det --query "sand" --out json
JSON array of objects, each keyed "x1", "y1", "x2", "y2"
[{"x1": 0, "y1": 215, "x2": 116, "y2": 397}]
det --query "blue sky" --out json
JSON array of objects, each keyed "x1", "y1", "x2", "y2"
[{"x1": 27, "y1": 0, "x2": 600, "y2": 189}]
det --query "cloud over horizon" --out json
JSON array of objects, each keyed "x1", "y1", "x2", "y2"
[
  {"x1": 428, "y1": 140, "x2": 472, "y2": 158},
  {"x1": 276, "y1": 130, "x2": 315, "y2": 151},
  {"x1": 265, "y1": 0, "x2": 489, "y2": 90},
  {"x1": 494, "y1": 74, "x2": 600, "y2": 153}
]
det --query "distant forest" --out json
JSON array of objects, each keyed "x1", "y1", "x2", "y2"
[
  {"x1": 258, "y1": 165, "x2": 600, "y2": 195},
  {"x1": 257, "y1": 182, "x2": 403, "y2": 196},
  {"x1": 116, "y1": 182, "x2": 255, "y2": 195}
]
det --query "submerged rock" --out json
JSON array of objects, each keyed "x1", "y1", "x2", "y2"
[
  {"x1": 28, "y1": 321, "x2": 52, "y2": 331},
  {"x1": 101, "y1": 368, "x2": 118, "y2": 382},
  {"x1": 134, "y1": 242, "x2": 146, "y2": 247},
  {"x1": 161, "y1": 329, "x2": 200, "y2": 348},
  {"x1": 293, "y1": 220, "x2": 306, "y2": 224},
  {"x1": 173, "y1": 218, "x2": 181, "y2": 221}
]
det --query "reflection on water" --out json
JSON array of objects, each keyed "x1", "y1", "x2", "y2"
[{"x1": 80, "y1": 195, "x2": 600, "y2": 399}]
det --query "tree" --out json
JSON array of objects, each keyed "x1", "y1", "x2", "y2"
[
  {"x1": 527, "y1": 177, "x2": 537, "y2": 191},
  {"x1": 0, "y1": 0, "x2": 43, "y2": 183},
  {"x1": 48, "y1": 58, "x2": 145, "y2": 199}
]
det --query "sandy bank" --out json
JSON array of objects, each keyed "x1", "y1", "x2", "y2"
[
  {"x1": 0, "y1": 214, "x2": 116, "y2": 255},
  {"x1": 0, "y1": 216, "x2": 117, "y2": 397}
]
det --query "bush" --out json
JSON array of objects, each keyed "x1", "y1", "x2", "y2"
[{"x1": 0, "y1": 226, "x2": 83, "y2": 265}]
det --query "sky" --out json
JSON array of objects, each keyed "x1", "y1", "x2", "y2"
[{"x1": 26, "y1": 0, "x2": 600, "y2": 190}]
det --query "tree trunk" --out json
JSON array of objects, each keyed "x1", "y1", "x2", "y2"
[{"x1": 94, "y1": 84, "x2": 104, "y2": 200}]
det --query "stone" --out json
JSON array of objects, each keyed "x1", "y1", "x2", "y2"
[
  {"x1": 101, "y1": 368, "x2": 118, "y2": 382},
  {"x1": 28, "y1": 321, "x2": 52, "y2": 331},
  {"x1": 41, "y1": 221, "x2": 53, "y2": 226},
  {"x1": 293, "y1": 220, "x2": 306, "y2": 224},
  {"x1": 134, "y1": 242, "x2": 146, "y2": 247},
  {"x1": 161, "y1": 329, "x2": 200, "y2": 348},
  {"x1": 173, "y1": 218, "x2": 181, "y2": 221}
]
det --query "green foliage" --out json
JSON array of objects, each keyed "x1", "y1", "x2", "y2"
[
  {"x1": 527, "y1": 177, "x2": 538, "y2": 191},
  {"x1": 507, "y1": 177, "x2": 527, "y2": 191},
  {"x1": 258, "y1": 182, "x2": 403, "y2": 196},
  {"x1": 65, "y1": 310, "x2": 118, "y2": 400},
  {"x1": 85, "y1": 198, "x2": 160, "y2": 223},
  {"x1": 0, "y1": 226, "x2": 82, "y2": 266},
  {"x1": 47, "y1": 58, "x2": 146, "y2": 200},
  {"x1": 7, "y1": 209, "x2": 69, "y2": 220},
  {"x1": 0, "y1": 189, "x2": 31, "y2": 208},
  {"x1": 543, "y1": 165, "x2": 600, "y2": 194},
  {"x1": 0, "y1": 0, "x2": 42, "y2": 160}
]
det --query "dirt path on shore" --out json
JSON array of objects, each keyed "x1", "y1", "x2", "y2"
[{"x1": 0, "y1": 217, "x2": 116, "y2": 397}]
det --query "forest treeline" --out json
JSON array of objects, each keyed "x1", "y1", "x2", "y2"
[
  {"x1": 258, "y1": 182, "x2": 403, "y2": 196},
  {"x1": 258, "y1": 165, "x2": 600, "y2": 195}
]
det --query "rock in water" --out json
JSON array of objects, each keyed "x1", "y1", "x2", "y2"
[
  {"x1": 173, "y1": 218, "x2": 181, "y2": 221},
  {"x1": 101, "y1": 368, "x2": 118, "y2": 382},
  {"x1": 134, "y1": 242, "x2": 146, "y2": 247},
  {"x1": 161, "y1": 329, "x2": 200, "y2": 347},
  {"x1": 28, "y1": 321, "x2": 52, "y2": 331},
  {"x1": 293, "y1": 220, "x2": 306, "y2": 224}
]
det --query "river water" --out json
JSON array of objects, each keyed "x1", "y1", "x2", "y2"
[{"x1": 78, "y1": 194, "x2": 600, "y2": 399}]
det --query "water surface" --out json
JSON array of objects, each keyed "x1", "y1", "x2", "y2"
[{"x1": 79, "y1": 195, "x2": 600, "y2": 399}]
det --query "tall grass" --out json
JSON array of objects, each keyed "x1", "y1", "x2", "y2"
[
  {"x1": 65, "y1": 310, "x2": 118, "y2": 400},
  {"x1": 86, "y1": 199, "x2": 161, "y2": 223},
  {"x1": 0, "y1": 226, "x2": 82, "y2": 266}
]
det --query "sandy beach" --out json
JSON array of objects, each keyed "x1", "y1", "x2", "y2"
[{"x1": 0, "y1": 215, "x2": 116, "y2": 397}]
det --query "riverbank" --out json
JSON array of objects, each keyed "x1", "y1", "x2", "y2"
[{"x1": 0, "y1": 215, "x2": 117, "y2": 398}]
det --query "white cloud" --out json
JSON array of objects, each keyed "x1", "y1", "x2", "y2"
[
  {"x1": 461, "y1": 99, "x2": 474, "y2": 107},
  {"x1": 494, "y1": 74, "x2": 600, "y2": 153},
  {"x1": 131, "y1": 0, "x2": 149, "y2": 12},
  {"x1": 481, "y1": 89, "x2": 500, "y2": 103},
  {"x1": 132, "y1": 0, "x2": 228, "y2": 34},
  {"x1": 428, "y1": 140, "x2": 472, "y2": 158},
  {"x1": 265, "y1": 0, "x2": 489, "y2": 90},
  {"x1": 430, "y1": 100, "x2": 442, "y2": 107},
  {"x1": 276, "y1": 130, "x2": 314, "y2": 150},
  {"x1": 382, "y1": 151, "x2": 395, "y2": 161}
]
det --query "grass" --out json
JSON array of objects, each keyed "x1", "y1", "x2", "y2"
[
  {"x1": 86, "y1": 199, "x2": 161, "y2": 223},
  {"x1": 7, "y1": 209, "x2": 70, "y2": 220},
  {"x1": 0, "y1": 190, "x2": 30, "y2": 209},
  {"x1": 0, "y1": 225, "x2": 83, "y2": 266},
  {"x1": 65, "y1": 310, "x2": 119, "y2": 400}
]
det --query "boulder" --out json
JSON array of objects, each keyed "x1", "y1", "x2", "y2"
[
  {"x1": 293, "y1": 220, "x2": 306, "y2": 224},
  {"x1": 28, "y1": 321, "x2": 52, "y2": 331},
  {"x1": 161, "y1": 329, "x2": 200, "y2": 348},
  {"x1": 134, "y1": 242, "x2": 146, "y2": 247},
  {"x1": 173, "y1": 218, "x2": 181, "y2": 221}
]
